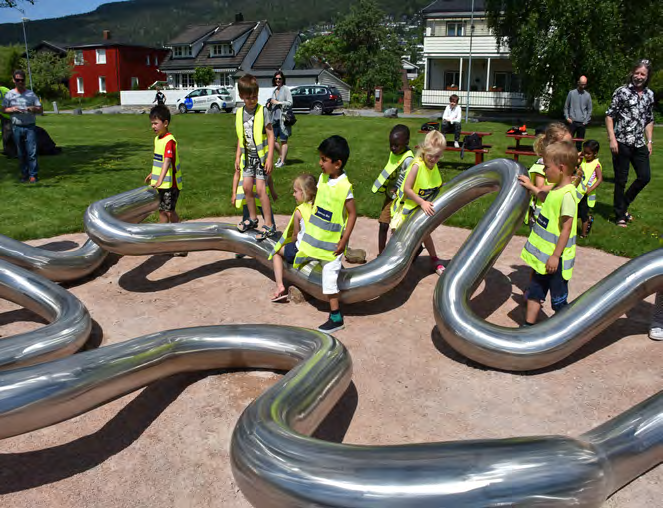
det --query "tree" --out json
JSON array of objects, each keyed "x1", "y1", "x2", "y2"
[
  {"x1": 20, "y1": 50, "x2": 74, "y2": 99},
  {"x1": 295, "y1": 0, "x2": 402, "y2": 105},
  {"x1": 0, "y1": 0, "x2": 35, "y2": 8},
  {"x1": 485, "y1": 0, "x2": 663, "y2": 111},
  {"x1": 193, "y1": 67, "x2": 215, "y2": 87}
]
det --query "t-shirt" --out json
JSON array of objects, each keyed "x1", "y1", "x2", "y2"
[
  {"x1": 242, "y1": 106, "x2": 271, "y2": 156},
  {"x1": 296, "y1": 215, "x2": 306, "y2": 248},
  {"x1": 155, "y1": 91, "x2": 166, "y2": 105},
  {"x1": 560, "y1": 192, "x2": 576, "y2": 218},
  {"x1": 2, "y1": 88, "x2": 41, "y2": 126}
]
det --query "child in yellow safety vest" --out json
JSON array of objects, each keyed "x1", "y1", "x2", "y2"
[
  {"x1": 518, "y1": 141, "x2": 579, "y2": 326},
  {"x1": 390, "y1": 130, "x2": 446, "y2": 275},
  {"x1": 372, "y1": 124, "x2": 414, "y2": 255},
  {"x1": 576, "y1": 140, "x2": 603, "y2": 238},
  {"x1": 293, "y1": 135, "x2": 357, "y2": 333},
  {"x1": 144, "y1": 105, "x2": 184, "y2": 224},
  {"x1": 268, "y1": 174, "x2": 317, "y2": 302}
]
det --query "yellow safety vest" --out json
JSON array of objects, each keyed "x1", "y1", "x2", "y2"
[
  {"x1": 524, "y1": 161, "x2": 548, "y2": 225},
  {"x1": 268, "y1": 202, "x2": 313, "y2": 261},
  {"x1": 234, "y1": 104, "x2": 269, "y2": 209},
  {"x1": 371, "y1": 149, "x2": 414, "y2": 194},
  {"x1": 151, "y1": 133, "x2": 182, "y2": 190},
  {"x1": 391, "y1": 156, "x2": 442, "y2": 218},
  {"x1": 294, "y1": 174, "x2": 352, "y2": 268},
  {"x1": 0, "y1": 86, "x2": 10, "y2": 120},
  {"x1": 521, "y1": 183, "x2": 577, "y2": 280},
  {"x1": 577, "y1": 158, "x2": 600, "y2": 209}
]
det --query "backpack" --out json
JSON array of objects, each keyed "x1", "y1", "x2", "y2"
[
  {"x1": 283, "y1": 108, "x2": 297, "y2": 127},
  {"x1": 421, "y1": 121, "x2": 440, "y2": 131},
  {"x1": 462, "y1": 132, "x2": 482, "y2": 151}
]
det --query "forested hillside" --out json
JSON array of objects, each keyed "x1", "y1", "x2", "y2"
[{"x1": 0, "y1": 0, "x2": 429, "y2": 46}]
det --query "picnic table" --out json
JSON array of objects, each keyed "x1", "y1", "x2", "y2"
[
  {"x1": 418, "y1": 129, "x2": 493, "y2": 165},
  {"x1": 505, "y1": 133, "x2": 583, "y2": 161}
]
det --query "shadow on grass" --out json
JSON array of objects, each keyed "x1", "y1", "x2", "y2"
[{"x1": 41, "y1": 142, "x2": 144, "y2": 180}]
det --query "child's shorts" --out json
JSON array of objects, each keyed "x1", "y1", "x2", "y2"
[
  {"x1": 322, "y1": 254, "x2": 343, "y2": 295},
  {"x1": 527, "y1": 265, "x2": 569, "y2": 311},
  {"x1": 243, "y1": 155, "x2": 266, "y2": 181},
  {"x1": 379, "y1": 195, "x2": 394, "y2": 225},
  {"x1": 158, "y1": 188, "x2": 179, "y2": 212},
  {"x1": 283, "y1": 242, "x2": 298, "y2": 264}
]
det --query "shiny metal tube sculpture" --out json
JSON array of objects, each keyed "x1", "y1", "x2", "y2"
[{"x1": 0, "y1": 259, "x2": 90, "y2": 369}]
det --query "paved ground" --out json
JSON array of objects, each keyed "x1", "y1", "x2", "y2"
[{"x1": 0, "y1": 216, "x2": 660, "y2": 507}]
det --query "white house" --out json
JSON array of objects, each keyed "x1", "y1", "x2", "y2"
[{"x1": 422, "y1": 0, "x2": 528, "y2": 110}]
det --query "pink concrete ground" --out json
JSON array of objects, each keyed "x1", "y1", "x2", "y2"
[{"x1": 0, "y1": 216, "x2": 660, "y2": 507}]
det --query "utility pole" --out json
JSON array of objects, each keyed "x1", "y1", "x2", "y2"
[{"x1": 464, "y1": 0, "x2": 475, "y2": 123}]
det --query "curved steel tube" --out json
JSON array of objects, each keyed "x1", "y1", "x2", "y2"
[
  {"x1": 0, "y1": 259, "x2": 91, "y2": 369},
  {"x1": 0, "y1": 312, "x2": 659, "y2": 506}
]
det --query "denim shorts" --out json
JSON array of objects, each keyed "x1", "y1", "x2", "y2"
[
  {"x1": 272, "y1": 120, "x2": 289, "y2": 142},
  {"x1": 527, "y1": 265, "x2": 569, "y2": 311}
]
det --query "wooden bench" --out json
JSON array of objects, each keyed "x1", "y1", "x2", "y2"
[
  {"x1": 446, "y1": 144, "x2": 492, "y2": 165},
  {"x1": 506, "y1": 133, "x2": 583, "y2": 162}
]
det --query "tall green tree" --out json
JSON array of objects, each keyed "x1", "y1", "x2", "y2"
[
  {"x1": 193, "y1": 67, "x2": 215, "y2": 87},
  {"x1": 485, "y1": 0, "x2": 662, "y2": 111},
  {"x1": 20, "y1": 50, "x2": 74, "y2": 99}
]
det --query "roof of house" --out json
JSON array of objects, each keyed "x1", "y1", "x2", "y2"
[
  {"x1": 422, "y1": 0, "x2": 486, "y2": 14},
  {"x1": 33, "y1": 39, "x2": 164, "y2": 52},
  {"x1": 168, "y1": 24, "x2": 219, "y2": 45},
  {"x1": 160, "y1": 21, "x2": 267, "y2": 72},
  {"x1": 207, "y1": 21, "x2": 256, "y2": 43},
  {"x1": 252, "y1": 33, "x2": 299, "y2": 70}
]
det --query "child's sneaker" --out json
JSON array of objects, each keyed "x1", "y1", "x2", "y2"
[
  {"x1": 454, "y1": 141, "x2": 460, "y2": 148},
  {"x1": 318, "y1": 315, "x2": 345, "y2": 333},
  {"x1": 649, "y1": 327, "x2": 663, "y2": 341},
  {"x1": 431, "y1": 256, "x2": 445, "y2": 276}
]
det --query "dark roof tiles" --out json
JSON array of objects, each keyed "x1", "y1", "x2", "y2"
[
  {"x1": 168, "y1": 24, "x2": 219, "y2": 45},
  {"x1": 422, "y1": 0, "x2": 486, "y2": 14},
  {"x1": 252, "y1": 33, "x2": 299, "y2": 70}
]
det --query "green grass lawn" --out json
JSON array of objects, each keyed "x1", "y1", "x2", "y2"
[{"x1": 0, "y1": 113, "x2": 660, "y2": 258}]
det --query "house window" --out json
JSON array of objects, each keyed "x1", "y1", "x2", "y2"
[
  {"x1": 216, "y1": 72, "x2": 232, "y2": 86},
  {"x1": 153, "y1": 54, "x2": 158, "y2": 66},
  {"x1": 444, "y1": 71, "x2": 460, "y2": 89},
  {"x1": 77, "y1": 77, "x2": 84, "y2": 94},
  {"x1": 131, "y1": 77, "x2": 139, "y2": 89},
  {"x1": 74, "y1": 50, "x2": 84, "y2": 66},
  {"x1": 173, "y1": 46, "x2": 192, "y2": 58},
  {"x1": 99, "y1": 76, "x2": 107, "y2": 93},
  {"x1": 181, "y1": 73, "x2": 195, "y2": 88},
  {"x1": 96, "y1": 48, "x2": 106, "y2": 64},
  {"x1": 447, "y1": 22, "x2": 465, "y2": 37},
  {"x1": 146, "y1": 55, "x2": 150, "y2": 66},
  {"x1": 211, "y1": 44, "x2": 232, "y2": 57}
]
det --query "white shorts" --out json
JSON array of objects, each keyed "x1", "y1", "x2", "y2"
[{"x1": 322, "y1": 254, "x2": 343, "y2": 295}]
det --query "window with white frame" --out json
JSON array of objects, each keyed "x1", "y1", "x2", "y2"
[
  {"x1": 216, "y1": 72, "x2": 232, "y2": 86},
  {"x1": 447, "y1": 22, "x2": 465, "y2": 37},
  {"x1": 96, "y1": 48, "x2": 106, "y2": 64},
  {"x1": 444, "y1": 71, "x2": 460, "y2": 89},
  {"x1": 74, "y1": 50, "x2": 84, "y2": 65},
  {"x1": 211, "y1": 44, "x2": 233, "y2": 57},
  {"x1": 146, "y1": 55, "x2": 150, "y2": 66},
  {"x1": 131, "y1": 77, "x2": 139, "y2": 89},
  {"x1": 77, "y1": 77, "x2": 84, "y2": 93},
  {"x1": 494, "y1": 72, "x2": 514, "y2": 92},
  {"x1": 173, "y1": 46, "x2": 192, "y2": 58},
  {"x1": 153, "y1": 54, "x2": 158, "y2": 66},
  {"x1": 181, "y1": 73, "x2": 195, "y2": 88},
  {"x1": 99, "y1": 76, "x2": 107, "y2": 93}
]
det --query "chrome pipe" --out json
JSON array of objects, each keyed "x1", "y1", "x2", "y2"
[{"x1": 0, "y1": 259, "x2": 91, "y2": 369}]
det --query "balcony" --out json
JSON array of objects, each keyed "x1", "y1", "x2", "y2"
[
  {"x1": 423, "y1": 36, "x2": 506, "y2": 57},
  {"x1": 422, "y1": 89, "x2": 528, "y2": 110}
]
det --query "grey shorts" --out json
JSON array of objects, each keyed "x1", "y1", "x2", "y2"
[
  {"x1": 243, "y1": 155, "x2": 266, "y2": 181},
  {"x1": 158, "y1": 187, "x2": 180, "y2": 212}
]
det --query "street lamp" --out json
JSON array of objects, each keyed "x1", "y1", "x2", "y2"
[{"x1": 20, "y1": 17, "x2": 34, "y2": 91}]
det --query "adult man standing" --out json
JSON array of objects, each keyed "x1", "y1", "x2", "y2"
[
  {"x1": 1, "y1": 69, "x2": 42, "y2": 182},
  {"x1": 564, "y1": 75, "x2": 592, "y2": 150},
  {"x1": 605, "y1": 59, "x2": 654, "y2": 228},
  {"x1": 0, "y1": 79, "x2": 15, "y2": 158}
]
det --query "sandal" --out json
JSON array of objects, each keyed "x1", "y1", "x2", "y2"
[
  {"x1": 431, "y1": 257, "x2": 445, "y2": 276},
  {"x1": 271, "y1": 290, "x2": 288, "y2": 303},
  {"x1": 616, "y1": 219, "x2": 628, "y2": 228},
  {"x1": 237, "y1": 218, "x2": 259, "y2": 233},
  {"x1": 256, "y1": 224, "x2": 277, "y2": 242},
  {"x1": 625, "y1": 212, "x2": 634, "y2": 222}
]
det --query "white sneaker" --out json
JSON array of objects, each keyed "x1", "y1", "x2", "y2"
[
  {"x1": 649, "y1": 326, "x2": 663, "y2": 341},
  {"x1": 454, "y1": 141, "x2": 460, "y2": 148},
  {"x1": 275, "y1": 159, "x2": 285, "y2": 168}
]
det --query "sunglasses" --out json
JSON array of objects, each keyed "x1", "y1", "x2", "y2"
[
  {"x1": 275, "y1": 77, "x2": 283, "y2": 81},
  {"x1": 14, "y1": 78, "x2": 25, "y2": 82}
]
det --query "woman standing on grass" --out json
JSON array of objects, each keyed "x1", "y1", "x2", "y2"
[{"x1": 268, "y1": 71, "x2": 293, "y2": 168}]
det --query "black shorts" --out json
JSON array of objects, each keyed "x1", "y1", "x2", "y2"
[
  {"x1": 158, "y1": 187, "x2": 180, "y2": 212},
  {"x1": 527, "y1": 265, "x2": 569, "y2": 311},
  {"x1": 283, "y1": 242, "x2": 298, "y2": 263}
]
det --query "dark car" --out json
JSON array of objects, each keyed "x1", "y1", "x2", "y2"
[{"x1": 290, "y1": 85, "x2": 344, "y2": 114}]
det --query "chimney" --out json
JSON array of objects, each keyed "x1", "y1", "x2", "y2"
[
  {"x1": 103, "y1": 30, "x2": 111, "y2": 40},
  {"x1": 235, "y1": 13, "x2": 244, "y2": 22}
]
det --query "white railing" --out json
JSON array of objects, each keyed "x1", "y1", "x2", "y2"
[{"x1": 422, "y1": 90, "x2": 528, "y2": 110}]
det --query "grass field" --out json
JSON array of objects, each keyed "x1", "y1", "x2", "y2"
[{"x1": 0, "y1": 113, "x2": 660, "y2": 258}]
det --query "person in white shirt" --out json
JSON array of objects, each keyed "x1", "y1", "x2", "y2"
[{"x1": 441, "y1": 94, "x2": 462, "y2": 148}]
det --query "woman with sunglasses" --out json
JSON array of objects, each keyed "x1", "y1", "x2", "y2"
[{"x1": 268, "y1": 71, "x2": 293, "y2": 168}]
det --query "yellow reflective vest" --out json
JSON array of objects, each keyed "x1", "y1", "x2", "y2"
[
  {"x1": 294, "y1": 174, "x2": 352, "y2": 268},
  {"x1": 524, "y1": 161, "x2": 547, "y2": 225},
  {"x1": 0, "y1": 86, "x2": 10, "y2": 120},
  {"x1": 521, "y1": 183, "x2": 577, "y2": 280},
  {"x1": 371, "y1": 149, "x2": 414, "y2": 194},
  {"x1": 577, "y1": 158, "x2": 600, "y2": 209},
  {"x1": 234, "y1": 105, "x2": 269, "y2": 209},
  {"x1": 151, "y1": 133, "x2": 182, "y2": 190},
  {"x1": 268, "y1": 202, "x2": 313, "y2": 261},
  {"x1": 391, "y1": 156, "x2": 442, "y2": 218}
]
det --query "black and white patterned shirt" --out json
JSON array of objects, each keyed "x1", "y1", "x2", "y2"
[{"x1": 606, "y1": 83, "x2": 654, "y2": 148}]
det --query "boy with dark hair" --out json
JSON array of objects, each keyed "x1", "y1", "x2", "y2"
[
  {"x1": 371, "y1": 124, "x2": 414, "y2": 254},
  {"x1": 234, "y1": 74, "x2": 276, "y2": 241},
  {"x1": 144, "y1": 105, "x2": 184, "y2": 233},
  {"x1": 441, "y1": 94, "x2": 462, "y2": 147},
  {"x1": 576, "y1": 139, "x2": 603, "y2": 238},
  {"x1": 294, "y1": 135, "x2": 357, "y2": 332},
  {"x1": 518, "y1": 141, "x2": 579, "y2": 325}
]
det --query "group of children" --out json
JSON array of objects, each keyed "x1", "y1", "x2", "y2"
[{"x1": 145, "y1": 73, "x2": 610, "y2": 333}]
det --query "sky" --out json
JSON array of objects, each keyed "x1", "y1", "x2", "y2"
[{"x1": 0, "y1": 0, "x2": 130, "y2": 24}]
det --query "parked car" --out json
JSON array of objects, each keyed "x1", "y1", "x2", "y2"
[
  {"x1": 290, "y1": 85, "x2": 344, "y2": 114},
  {"x1": 176, "y1": 87, "x2": 235, "y2": 113}
]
